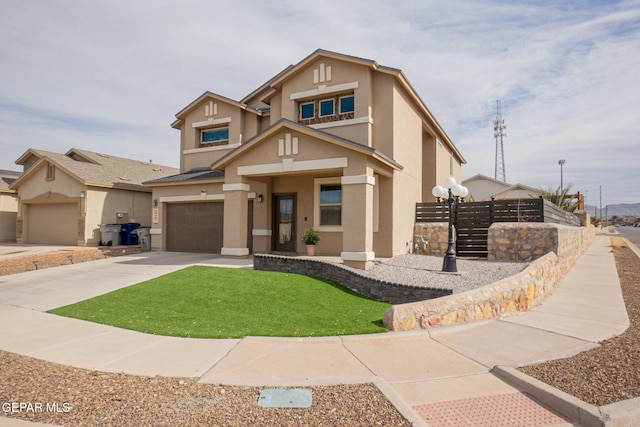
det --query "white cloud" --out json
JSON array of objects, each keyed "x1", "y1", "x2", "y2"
[{"x1": 1, "y1": 0, "x2": 639, "y2": 205}]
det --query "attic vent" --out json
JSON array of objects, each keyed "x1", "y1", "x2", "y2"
[
  {"x1": 139, "y1": 161, "x2": 148, "y2": 165},
  {"x1": 98, "y1": 153, "x2": 110, "y2": 158},
  {"x1": 119, "y1": 177, "x2": 131, "y2": 181}
]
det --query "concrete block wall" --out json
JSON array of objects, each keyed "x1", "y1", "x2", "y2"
[{"x1": 253, "y1": 254, "x2": 451, "y2": 304}]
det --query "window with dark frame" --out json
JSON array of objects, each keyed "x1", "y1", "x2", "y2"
[
  {"x1": 319, "y1": 99, "x2": 335, "y2": 117},
  {"x1": 201, "y1": 127, "x2": 229, "y2": 146},
  {"x1": 339, "y1": 95, "x2": 354, "y2": 114},
  {"x1": 298, "y1": 92, "x2": 355, "y2": 125},
  {"x1": 319, "y1": 183, "x2": 342, "y2": 226},
  {"x1": 300, "y1": 102, "x2": 315, "y2": 120}
]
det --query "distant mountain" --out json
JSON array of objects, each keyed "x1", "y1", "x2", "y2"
[{"x1": 584, "y1": 203, "x2": 640, "y2": 218}]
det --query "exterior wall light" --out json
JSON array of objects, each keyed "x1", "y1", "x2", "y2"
[
  {"x1": 432, "y1": 177, "x2": 468, "y2": 273},
  {"x1": 257, "y1": 194, "x2": 263, "y2": 203}
]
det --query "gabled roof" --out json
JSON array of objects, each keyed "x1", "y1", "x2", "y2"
[
  {"x1": 0, "y1": 169, "x2": 21, "y2": 194},
  {"x1": 462, "y1": 174, "x2": 512, "y2": 188},
  {"x1": 144, "y1": 167, "x2": 225, "y2": 186},
  {"x1": 210, "y1": 118, "x2": 403, "y2": 172},
  {"x1": 257, "y1": 49, "x2": 465, "y2": 164},
  {"x1": 11, "y1": 148, "x2": 179, "y2": 191},
  {"x1": 240, "y1": 64, "x2": 295, "y2": 107},
  {"x1": 171, "y1": 91, "x2": 263, "y2": 129},
  {"x1": 492, "y1": 183, "x2": 541, "y2": 198}
]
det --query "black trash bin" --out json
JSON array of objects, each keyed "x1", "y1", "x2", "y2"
[{"x1": 120, "y1": 223, "x2": 141, "y2": 245}]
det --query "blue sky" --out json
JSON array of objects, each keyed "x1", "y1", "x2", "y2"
[{"x1": 1, "y1": 0, "x2": 639, "y2": 206}]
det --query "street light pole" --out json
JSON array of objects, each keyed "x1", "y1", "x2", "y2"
[
  {"x1": 432, "y1": 177, "x2": 468, "y2": 273},
  {"x1": 558, "y1": 159, "x2": 566, "y2": 190}
]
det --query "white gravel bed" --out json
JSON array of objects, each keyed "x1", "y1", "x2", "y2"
[{"x1": 363, "y1": 254, "x2": 528, "y2": 293}]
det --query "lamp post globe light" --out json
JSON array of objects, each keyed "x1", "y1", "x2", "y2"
[{"x1": 432, "y1": 177, "x2": 468, "y2": 273}]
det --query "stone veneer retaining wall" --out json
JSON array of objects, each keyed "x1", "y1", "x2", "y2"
[
  {"x1": 253, "y1": 254, "x2": 452, "y2": 304},
  {"x1": 384, "y1": 222, "x2": 596, "y2": 331},
  {"x1": 413, "y1": 223, "x2": 450, "y2": 256}
]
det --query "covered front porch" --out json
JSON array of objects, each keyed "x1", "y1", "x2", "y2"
[{"x1": 214, "y1": 120, "x2": 400, "y2": 269}]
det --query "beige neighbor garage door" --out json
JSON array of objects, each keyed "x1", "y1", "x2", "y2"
[
  {"x1": 27, "y1": 203, "x2": 78, "y2": 245},
  {"x1": 166, "y1": 202, "x2": 224, "y2": 253}
]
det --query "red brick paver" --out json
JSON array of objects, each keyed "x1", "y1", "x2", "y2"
[{"x1": 413, "y1": 392, "x2": 571, "y2": 426}]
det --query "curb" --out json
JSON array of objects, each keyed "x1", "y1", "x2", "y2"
[
  {"x1": 373, "y1": 379, "x2": 428, "y2": 427},
  {"x1": 492, "y1": 366, "x2": 640, "y2": 427}
]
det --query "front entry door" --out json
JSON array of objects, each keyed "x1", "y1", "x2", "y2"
[{"x1": 273, "y1": 194, "x2": 296, "y2": 252}]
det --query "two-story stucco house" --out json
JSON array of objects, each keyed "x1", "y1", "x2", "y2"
[{"x1": 146, "y1": 49, "x2": 466, "y2": 269}]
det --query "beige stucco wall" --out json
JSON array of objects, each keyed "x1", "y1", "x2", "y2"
[
  {"x1": 17, "y1": 163, "x2": 85, "y2": 201},
  {"x1": 372, "y1": 73, "x2": 395, "y2": 155},
  {"x1": 178, "y1": 97, "x2": 262, "y2": 173},
  {"x1": 463, "y1": 179, "x2": 510, "y2": 201},
  {"x1": 275, "y1": 58, "x2": 374, "y2": 149},
  {"x1": 85, "y1": 188, "x2": 152, "y2": 245},
  {"x1": 388, "y1": 84, "x2": 424, "y2": 256},
  {"x1": 0, "y1": 193, "x2": 18, "y2": 241}
]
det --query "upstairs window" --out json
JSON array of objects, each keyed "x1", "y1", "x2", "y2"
[
  {"x1": 339, "y1": 95, "x2": 355, "y2": 114},
  {"x1": 319, "y1": 99, "x2": 335, "y2": 117},
  {"x1": 298, "y1": 92, "x2": 355, "y2": 125},
  {"x1": 201, "y1": 127, "x2": 229, "y2": 146},
  {"x1": 300, "y1": 102, "x2": 315, "y2": 120}
]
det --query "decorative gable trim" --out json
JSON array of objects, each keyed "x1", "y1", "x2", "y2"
[
  {"x1": 192, "y1": 116, "x2": 232, "y2": 128},
  {"x1": 237, "y1": 157, "x2": 348, "y2": 176},
  {"x1": 290, "y1": 81, "x2": 359, "y2": 100}
]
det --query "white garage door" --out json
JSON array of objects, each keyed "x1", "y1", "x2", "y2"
[{"x1": 27, "y1": 203, "x2": 78, "y2": 245}]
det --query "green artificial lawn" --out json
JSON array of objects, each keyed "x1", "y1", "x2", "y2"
[{"x1": 48, "y1": 266, "x2": 391, "y2": 338}]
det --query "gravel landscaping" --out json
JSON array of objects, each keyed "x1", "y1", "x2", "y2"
[
  {"x1": 364, "y1": 254, "x2": 527, "y2": 293},
  {"x1": 0, "y1": 353, "x2": 409, "y2": 426},
  {"x1": 519, "y1": 237, "x2": 640, "y2": 406},
  {"x1": 0, "y1": 237, "x2": 636, "y2": 425}
]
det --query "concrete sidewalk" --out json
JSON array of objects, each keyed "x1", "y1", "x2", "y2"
[{"x1": 0, "y1": 234, "x2": 633, "y2": 426}]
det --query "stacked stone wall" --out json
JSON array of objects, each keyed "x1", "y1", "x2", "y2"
[
  {"x1": 384, "y1": 221, "x2": 596, "y2": 331},
  {"x1": 0, "y1": 248, "x2": 106, "y2": 276},
  {"x1": 413, "y1": 222, "x2": 449, "y2": 256},
  {"x1": 253, "y1": 254, "x2": 451, "y2": 304}
]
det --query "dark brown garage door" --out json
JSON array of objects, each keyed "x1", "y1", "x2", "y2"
[{"x1": 166, "y1": 202, "x2": 224, "y2": 253}]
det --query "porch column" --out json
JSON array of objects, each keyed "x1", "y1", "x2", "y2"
[
  {"x1": 341, "y1": 173, "x2": 375, "y2": 269},
  {"x1": 221, "y1": 181, "x2": 250, "y2": 257}
]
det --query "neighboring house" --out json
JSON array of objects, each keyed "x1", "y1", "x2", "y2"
[
  {"x1": 463, "y1": 174, "x2": 540, "y2": 201},
  {"x1": 145, "y1": 49, "x2": 466, "y2": 269},
  {"x1": 10, "y1": 148, "x2": 178, "y2": 246},
  {"x1": 0, "y1": 170, "x2": 21, "y2": 242}
]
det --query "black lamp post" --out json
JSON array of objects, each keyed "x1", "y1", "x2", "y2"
[{"x1": 432, "y1": 177, "x2": 468, "y2": 273}]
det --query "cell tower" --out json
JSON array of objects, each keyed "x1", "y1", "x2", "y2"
[{"x1": 493, "y1": 100, "x2": 507, "y2": 182}]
